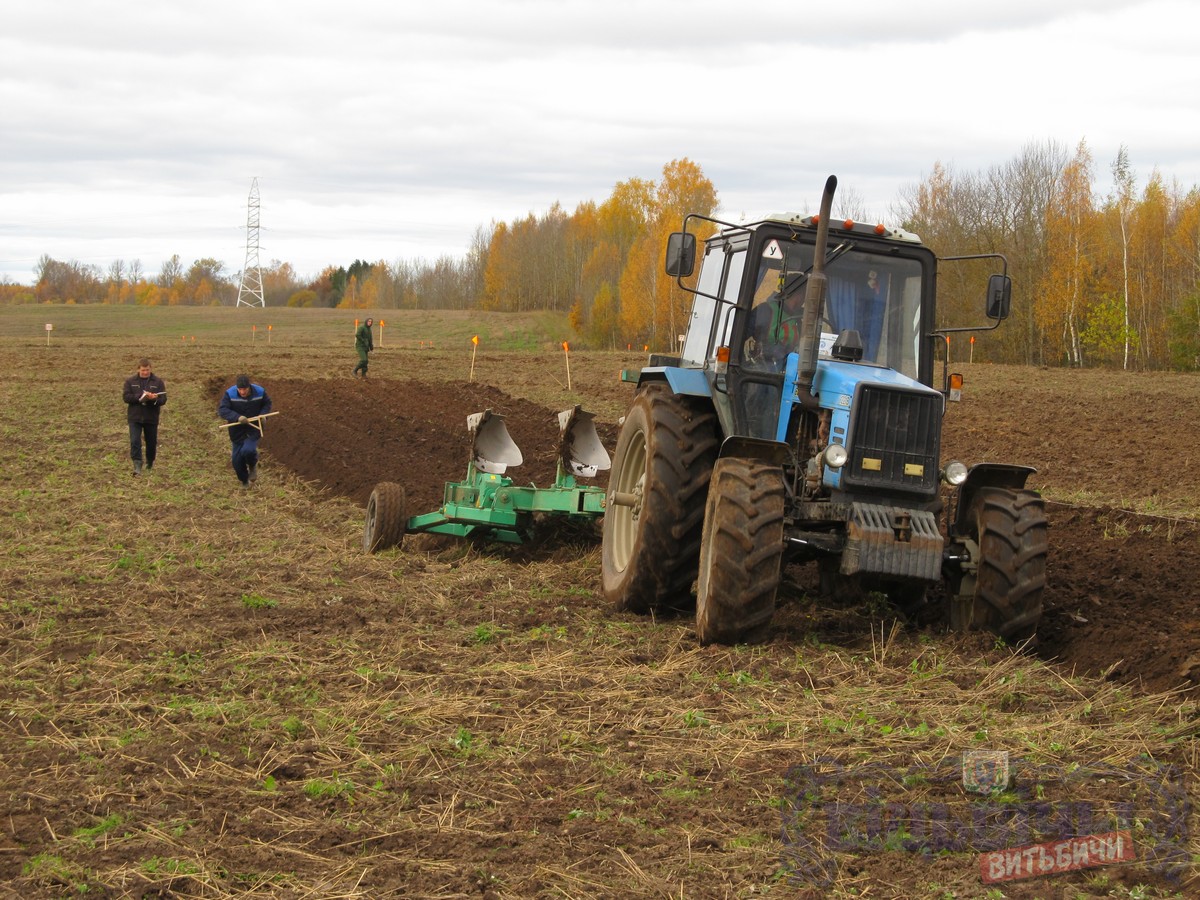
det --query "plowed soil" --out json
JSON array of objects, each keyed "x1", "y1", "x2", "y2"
[
  {"x1": 261, "y1": 366, "x2": 1200, "y2": 698},
  {"x1": 6, "y1": 341, "x2": 1199, "y2": 900}
]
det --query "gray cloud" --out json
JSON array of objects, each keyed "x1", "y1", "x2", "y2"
[{"x1": 1, "y1": 0, "x2": 1196, "y2": 283}]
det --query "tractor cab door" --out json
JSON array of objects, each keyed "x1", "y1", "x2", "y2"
[
  {"x1": 680, "y1": 240, "x2": 745, "y2": 367},
  {"x1": 724, "y1": 239, "x2": 816, "y2": 441}
]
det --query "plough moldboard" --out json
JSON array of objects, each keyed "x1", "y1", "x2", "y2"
[{"x1": 363, "y1": 405, "x2": 610, "y2": 551}]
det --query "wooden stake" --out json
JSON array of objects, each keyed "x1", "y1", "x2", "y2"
[{"x1": 219, "y1": 411, "x2": 280, "y2": 436}]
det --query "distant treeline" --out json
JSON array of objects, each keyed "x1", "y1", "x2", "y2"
[{"x1": 6, "y1": 143, "x2": 1200, "y2": 369}]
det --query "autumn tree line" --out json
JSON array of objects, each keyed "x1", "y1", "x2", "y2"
[{"x1": 7, "y1": 146, "x2": 1200, "y2": 369}]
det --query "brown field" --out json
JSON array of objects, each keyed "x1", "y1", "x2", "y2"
[{"x1": 2, "y1": 307, "x2": 1198, "y2": 899}]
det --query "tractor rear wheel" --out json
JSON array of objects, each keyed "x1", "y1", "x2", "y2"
[
  {"x1": 602, "y1": 385, "x2": 719, "y2": 614},
  {"x1": 965, "y1": 487, "x2": 1047, "y2": 641},
  {"x1": 695, "y1": 457, "x2": 785, "y2": 644},
  {"x1": 363, "y1": 482, "x2": 407, "y2": 552}
]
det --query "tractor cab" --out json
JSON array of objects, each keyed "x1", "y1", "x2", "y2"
[{"x1": 670, "y1": 215, "x2": 937, "y2": 446}]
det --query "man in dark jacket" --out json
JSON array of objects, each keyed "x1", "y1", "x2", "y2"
[
  {"x1": 218, "y1": 374, "x2": 273, "y2": 488},
  {"x1": 353, "y1": 317, "x2": 374, "y2": 378},
  {"x1": 122, "y1": 357, "x2": 167, "y2": 476}
]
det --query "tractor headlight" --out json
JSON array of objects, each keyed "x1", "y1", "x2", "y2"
[
  {"x1": 941, "y1": 460, "x2": 968, "y2": 485},
  {"x1": 824, "y1": 443, "x2": 848, "y2": 469}
]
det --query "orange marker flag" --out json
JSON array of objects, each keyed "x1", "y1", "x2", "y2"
[
  {"x1": 562, "y1": 340, "x2": 572, "y2": 390},
  {"x1": 472, "y1": 335, "x2": 479, "y2": 345},
  {"x1": 469, "y1": 334, "x2": 479, "y2": 381}
]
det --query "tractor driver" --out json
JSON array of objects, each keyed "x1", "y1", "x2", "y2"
[
  {"x1": 744, "y1": 266, "x2": 806, "y2": 371},
  {"x1": 857, "y1": 268, "x2": 886, "y2": 361}
]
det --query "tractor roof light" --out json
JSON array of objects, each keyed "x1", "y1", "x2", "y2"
[
  {"x1": 824, "y1": 443, "x2": 848, "y2": 469},
  {"x1": 942, "y1": 460, "x2": 968, "y2": 486}
]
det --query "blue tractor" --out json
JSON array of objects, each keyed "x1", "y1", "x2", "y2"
[{"x1": 601, "y1": 176, "x2": 1047, "y2": 644}]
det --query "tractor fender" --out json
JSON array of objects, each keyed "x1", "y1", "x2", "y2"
[
  {"x1": 950, "y1": 463, "x2": 1037, "y2": 536},
  {"x1": 636, "y1": 366, "x2": 712, "y2": 398},
  {"x1": 717, "y1": 435, "x2": 790, "y2": 465}
]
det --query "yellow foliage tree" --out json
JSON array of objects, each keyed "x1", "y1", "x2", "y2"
[
  {"x1": 590, "y1": 282, "x2": 619, "y2": 349},
  {"x1": 1036, "y1": 141, "x2": 1099, "y2": 365}
]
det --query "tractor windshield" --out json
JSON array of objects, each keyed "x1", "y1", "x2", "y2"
[{"x1": 741, "y1": 239, "x2": 925, "y2": 381}]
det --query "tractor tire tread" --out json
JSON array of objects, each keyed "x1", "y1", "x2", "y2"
[
  {"x1": 602, "y1": 385, "x2": 719, "y2": 614},
  {"x1": 972, "y1": 487, "x2": 1047, "y2": 640},
  {"x1": 695, "y1": 458, "x2": 785, "y2": 645}
]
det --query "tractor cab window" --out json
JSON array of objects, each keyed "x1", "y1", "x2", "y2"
[
  {"x1": 680, "y1": 243, "x2": 745, "y2": 366},
  {"x1": 825, "y1": 252, "x2": 923, "y2": 380},
  {"x1": 738, "y1": 237, "x2": 924, "y2": 381},
  {"x1": 741, "y1": 241, "x2": 815, "y2": 372}
]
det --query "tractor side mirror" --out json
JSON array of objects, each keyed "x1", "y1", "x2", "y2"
[
  {"x1": 986, "y1": 274, "x2": 1011, "y2": 320},
  {"x1": 665, "y1": 232, "x2": 696, "y2": 278}
]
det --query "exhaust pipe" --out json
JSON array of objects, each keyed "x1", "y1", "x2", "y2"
[{"x1": 796, "y1": 175, "x2": 837, "y2": 410}]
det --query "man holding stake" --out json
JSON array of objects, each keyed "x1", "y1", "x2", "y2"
[{"x1": 218, "y1": 374, "x2": 273, "y2": 489}]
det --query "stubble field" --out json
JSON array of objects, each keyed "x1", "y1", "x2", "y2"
[{"x1": 1, "y1": 305, "x2": 1198, "y2": 899}]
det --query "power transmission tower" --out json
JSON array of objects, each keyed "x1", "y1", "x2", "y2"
[{"x1": 236, "y1": 177, "x2": 265, "y2": 308}]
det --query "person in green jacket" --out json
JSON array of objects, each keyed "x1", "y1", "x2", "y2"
[{"x1": 353, "y1": 317, "x2": 374, "y2": 378}]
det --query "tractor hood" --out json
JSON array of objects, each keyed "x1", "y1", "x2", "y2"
[{"x1": 810, "y1": 359, "x2": 942, "y2": 412}]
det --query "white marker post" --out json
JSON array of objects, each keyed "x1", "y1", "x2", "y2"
[{"x1": 45, "y1": 323, "x2": 53, "y2": 346}]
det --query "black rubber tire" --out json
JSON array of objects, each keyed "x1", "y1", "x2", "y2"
[
  {"x1": 601, "y1": 385, "x2": 719, "y2": 614},
  {"x1": 695, "y1": 457, "x2": 785, "y2": 644},
  {"x1": 969, "y1": 487, "x2": 1048, "y2": 641},
  {"x1": 363, "y1": 482, "x2": 407, "y2": 552}
]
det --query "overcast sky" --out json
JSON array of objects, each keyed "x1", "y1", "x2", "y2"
[{"x1": 2, "y1": 0, "x2": 1197, "y2": 287}]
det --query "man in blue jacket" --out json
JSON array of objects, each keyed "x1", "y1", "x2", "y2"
[{"x1": 218, "y1": 374, "x2": 273, "y2": 488}]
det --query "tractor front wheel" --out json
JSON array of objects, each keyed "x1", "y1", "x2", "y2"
[
  {"x1": 961, "y1": 487, "x2": 1048, "y2": 642},
  {"x1": 695, "y1": 457, "x2": 785, "y2": 644},
  {"x1": 601, "y1": 385, "x2": 719, "y2": 614},
  {"x1": 363, "y1": 482, "x2": 407, "y2": 552}
]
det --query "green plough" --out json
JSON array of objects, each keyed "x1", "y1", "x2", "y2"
[{"x1": 363, "y1": 406, "x2": 610, "y2": 551}]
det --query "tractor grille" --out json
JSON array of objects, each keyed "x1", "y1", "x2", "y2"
[{"x1": 843, "y1": 384, "x2": 941, "y2": 497}]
